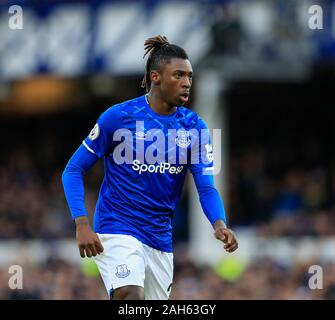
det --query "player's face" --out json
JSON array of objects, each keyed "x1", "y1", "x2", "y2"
[{"x1": 160, "y1": 58, "x2": 193, "y2": 106}]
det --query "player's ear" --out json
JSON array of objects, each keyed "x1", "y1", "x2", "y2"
[{"x1": 150, "y1": 70, "x2": 161, "y2": 86}]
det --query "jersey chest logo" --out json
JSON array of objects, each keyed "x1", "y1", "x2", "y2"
[{"x1": 175, "y1": 130, "x2": 191, "y2": 149}]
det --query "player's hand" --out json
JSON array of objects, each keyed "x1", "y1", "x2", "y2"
[
  {"x1": 75, "y1": 216, "x2": 104, "y2": 258},
  {"x1": 214, "y1": 220, "x2": 238, "y2": 253}
]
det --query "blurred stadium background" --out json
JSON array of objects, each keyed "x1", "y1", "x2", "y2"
[{"x1": 1, "y1": 0, "x2": 335, "y2": 299}]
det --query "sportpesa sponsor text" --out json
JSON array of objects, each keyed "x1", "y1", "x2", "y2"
[{"x1": 132, "y1": 160, "x2": 184, "y2": 174}]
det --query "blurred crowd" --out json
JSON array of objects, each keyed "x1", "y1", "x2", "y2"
[
  {"x1": 1, "y1": 247, "x2": 335, "y2": 300},
  {"x1": 0, "y1": 144, "x2": 102, "y2": 239},
  {"x1": 0, "y1": 256, "x2": 105, "y2": 300},
  {"x1": 228, "y1": 148, "x2": 335, "y2": 237},
  {"x1": 172, "y1": 248, "x2": 335, "y2": 300}
]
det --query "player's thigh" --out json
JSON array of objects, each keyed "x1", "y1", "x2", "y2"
[
  {"x1": 94, "y1": 234, "x2": 146, "y2": 298},
  {"x1": 113, "y1": 285, "x2": 145, "y2": 300},
  {"x1": 144, "y1": 248, "x2": 173, "y2": 300}
]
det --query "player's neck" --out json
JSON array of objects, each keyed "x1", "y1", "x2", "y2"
[{"x1": 146, "y1": 91, "x2": 176, "y2": 116}]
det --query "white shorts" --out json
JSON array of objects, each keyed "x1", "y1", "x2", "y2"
[{"x1": 93, "y1": 234, "x2": 173, "y2": 300}]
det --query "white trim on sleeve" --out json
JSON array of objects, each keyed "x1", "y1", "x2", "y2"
[
  {"x1": 82, "y1": 140, "x2": 96, "y2": 155},
  {"x1": 204, "y1": 167, "x2": 214, "y2": 171}
]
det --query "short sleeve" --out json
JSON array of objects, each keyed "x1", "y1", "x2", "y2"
[
  {"x1": 82, "y1": 105, "x2": 122, "y2": 158},
  {"x1": 189, "y1": 117, "x2": 214, "y2": 174}
]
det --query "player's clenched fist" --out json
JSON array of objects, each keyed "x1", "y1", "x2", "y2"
[
  {"x1": 75, "y1": 216, "x2": 104, "y2": 258},
  {"x1": 213, "y1": 220, "x2": 238, "y2": 253}
]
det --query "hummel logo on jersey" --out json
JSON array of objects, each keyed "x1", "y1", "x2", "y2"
[
  {"x1": 134, "y1": 131, "x2": 146, "y2": 139},
  {"x1": 132, "y1": 160, "x2": 184, "y2": 175}
]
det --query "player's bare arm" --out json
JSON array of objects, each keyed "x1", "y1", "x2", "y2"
[
  {"x1": 213, "y1": 219, "x2": 238, "y2": 253},
  {"x1": 75, "y1": 216, "x2": 104, "y2": 258}
]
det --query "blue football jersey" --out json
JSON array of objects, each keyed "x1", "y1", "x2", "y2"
[{"x1": 82, "y1": 95, "x2": 213, "y2": 252}]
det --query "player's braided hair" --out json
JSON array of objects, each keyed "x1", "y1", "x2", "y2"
[{"x1": 141, "y1": 35, "x2": 188, "y2": 92}]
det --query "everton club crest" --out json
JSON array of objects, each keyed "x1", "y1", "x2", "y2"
[
  {"x1": 115, "y1": 264, "x2": 130, "y2": 278},
  {"x1": 175, "y1": 130, "x2": 191, "y2": 149}
]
